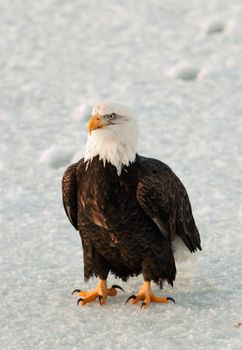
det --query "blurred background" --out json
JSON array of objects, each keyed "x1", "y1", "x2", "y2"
[{"x1": 1, "y1": 1, "x2": 242, "y2": 349}]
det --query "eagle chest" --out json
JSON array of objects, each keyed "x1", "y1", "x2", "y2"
[{"x1": 79, "y1": 172, "x2": 132, "y2": 229}]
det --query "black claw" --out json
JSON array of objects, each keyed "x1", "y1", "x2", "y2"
[
  {"x1": 125, "y1": 294, "x2": 136, "y2": 304},
  {"x1": 141, "y1": 302, "x2": 146, "y2": 310},
  {"x1": 112, "y1": 284, "x2": 124, "y2": 292},
  {"x1": 167, "y1": 297, "x2": 176, "y2": 304},
  {"x1": 72, "y1": 289, "x2": 81, "y2": 295},
  {"x1": 98, "y1": 295, "x2": 103, "y2": 305},
  {"x1": 77, "y1": 298, "x2": 83, "y2": 306}
]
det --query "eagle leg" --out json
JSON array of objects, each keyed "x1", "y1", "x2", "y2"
[
  {"x1": 72, "y1": 279, "x2": 123, "y2": 306},
  {"x1": 125, "y1": 281, "x2": 175, "y2": 309}
]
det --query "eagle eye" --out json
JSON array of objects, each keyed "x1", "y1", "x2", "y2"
[{"x1": 108, "y1": 113, "x2": 117, "y2": 120}]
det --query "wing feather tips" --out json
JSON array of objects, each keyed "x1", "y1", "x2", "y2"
[
  {"x1": 178, "y1": 219, "x2": 202, "y2": 253},
  {"x1": 192, "y1": 224, "x2": 202, "y2": 251},
  {"x1": 62, "y1": 162, "x2": 78, "y2": 230}
]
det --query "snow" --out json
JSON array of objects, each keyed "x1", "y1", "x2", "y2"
[
  {"x1": 166, "y1": 62, "x2": 200, "y2": 81},
  {"x1": 71, "y1": 102, "x2": 93, "y2": 122},
  {"x1": 203, "y1": 18, "x2": 226, "y2": 35},
  {"x1": 38, "y1": 145, "x2": 75, "y2": 169},
  {"x1": 0, "y1": 0, "x2": 242, "y2": 349}
]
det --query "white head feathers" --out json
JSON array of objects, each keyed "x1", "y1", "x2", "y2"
[{"x1": 84, "y1": 101, "x2": 138, "y2": 175}]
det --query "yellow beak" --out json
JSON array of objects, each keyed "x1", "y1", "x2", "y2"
[{"x1": 88, "y1": 115, "x2": 104, "y2": 135}]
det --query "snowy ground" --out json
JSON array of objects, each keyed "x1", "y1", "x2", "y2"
[{"x1": 1, "y1": 0, "x2": 242, "y2": 349}]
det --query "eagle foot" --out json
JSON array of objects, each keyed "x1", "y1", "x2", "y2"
[
  {"x1": 72, "y1": 280, "x2": 124, "y2": 306},
  {"x1": 125, "y1": 281, "x2": 175, "y2": 309}
]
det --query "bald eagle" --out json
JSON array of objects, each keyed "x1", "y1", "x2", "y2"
[{"x1": 62, "y1": 101, "x2": 201, "y2": 308}]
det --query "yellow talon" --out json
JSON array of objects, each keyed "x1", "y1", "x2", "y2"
[
  {"x1": 72, "y1": 279, "x2": 122, "y2": 306},
  {"x1": 126, "y1": 281, "x2": 175, "y2": 309}
]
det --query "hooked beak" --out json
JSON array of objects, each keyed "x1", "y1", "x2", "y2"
[{"x1": 88, "y1": 115, "x2": 105, "y2": 135}]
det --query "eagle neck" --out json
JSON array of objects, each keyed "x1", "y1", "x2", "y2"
[{"x1": 84, "y1": 127, "x2": 137, "y2": 175}]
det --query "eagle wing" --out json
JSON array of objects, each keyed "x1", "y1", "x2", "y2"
[
  {"x1": 62, "y1": 162, "x2": 78, "y2": 230},
  {"x1": 62, "y1": 159, "x2": 99, "y2": 280},
  {"x1": 136, "y1": 157, "x2": 201, "y2": 253}
]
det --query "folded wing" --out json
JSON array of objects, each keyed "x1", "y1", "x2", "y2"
[
  {"x1": 136, "y1": 157, "x2": 201, "y2": 253},
  {"x1": 62, "y1": 163, "x2": 78, "y2": 230}
]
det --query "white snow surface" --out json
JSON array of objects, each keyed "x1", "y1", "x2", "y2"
[{"x1": 1, "y1": 1, "x2": 242, "y2": 349}]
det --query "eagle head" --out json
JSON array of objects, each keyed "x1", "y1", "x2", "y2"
[{"x1": 84, "y1": 101, "x2": 138, "y2": 175}]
